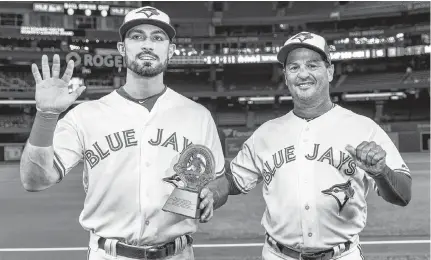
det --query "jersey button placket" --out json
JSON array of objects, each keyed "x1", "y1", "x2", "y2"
[
  {"x1": 297, "y1": 123, "x2": 311, "y2": 245},
  {"x1": 303, "y1": 124, "x2": 310, "y2": 142},
  {"x1": 138, "y1": 124, "x2": 150, "y2": 241},
  {"x1": 302, "y1": 123, "x2": 317, "y2": 246}
]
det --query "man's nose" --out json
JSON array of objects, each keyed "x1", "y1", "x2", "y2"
[
  {"x1": 140, "y1": 40, "x2": 155, "y2": 51},
  {"x1": 297, "y1": 66, "x2": 310, "y2": 79}
]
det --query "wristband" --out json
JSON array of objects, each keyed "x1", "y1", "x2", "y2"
[{"x1": 28, "y1": 111, "x2": 59, "y2": 147}]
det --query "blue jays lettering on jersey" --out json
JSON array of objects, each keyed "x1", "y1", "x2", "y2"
[
  {"x1": 260, "y1": 144, "x2": 357, "y2": 186},
  {"x1": 230, "y1": 105, "x2": 410, "y2": 250},
  {"x1": 51, "y1": 87, "x2": 225, "y2": 247}
]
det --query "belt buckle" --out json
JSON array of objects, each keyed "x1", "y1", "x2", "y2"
[
  {"x1": 299, "y1": 252, "x2": 324, "y2": 260},
  {"x1": 145, "y1": 246, "x2": 160, "y2": 259}
]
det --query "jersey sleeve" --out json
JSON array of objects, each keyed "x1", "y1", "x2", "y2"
[
  {"x1": 372, "y1": 124, "x2": 411, "y2": 175},
  {"x1": 230, "y1": 134, "x2": 262, "y2": 194},
  {"x1": 203, "y1": 111, "x2": 226, "y2": 178},
  {"x1": 366, "y1": 123, "x2": 411, "y2": 193},
  {"x1": 52, "y1": 109, "x2": 84, "y2": 182}
]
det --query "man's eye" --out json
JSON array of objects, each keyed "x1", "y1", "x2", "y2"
[
  {"x1": 153, "y1": 35, "x2": 164, "y2": 41},
  {"x1": 131, "y1": 35, "x2": 142, "y2": 40},
  {"x1": 288, "y1": 66, "x2": 299, "y2": 72}
]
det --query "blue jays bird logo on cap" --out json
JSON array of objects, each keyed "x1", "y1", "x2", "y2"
[
  {"x1": 136, "y1": 7, "x2": 160, "y2": 18},
  {"x1": 291, "y1": 32, "x2": 314, "y2": 43},
  {"x1": 119, "y1": 6, "x2": 176, "y2": 41},
  {"x1": 322, "y1": 180, "x2": 355, "y2": 214}
]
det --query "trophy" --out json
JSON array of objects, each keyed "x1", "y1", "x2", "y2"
[{"x1": 162, "y1": 144, "x2": 216, "y2": 219}]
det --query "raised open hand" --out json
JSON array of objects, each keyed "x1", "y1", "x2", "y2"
[{"x1": 32, "y1": 54, "x2": 86, "y2": 114}]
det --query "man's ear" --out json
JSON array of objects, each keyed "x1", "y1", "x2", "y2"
[
  {"x1": 168, "y1": 43, "x2": 176, "y2": 59},
  {"x1": 117, "y1": 42, "x2": 125, "y2": 57},
  {"x1": 327, "y1": 63, "x2": 335, "y2": 82}
]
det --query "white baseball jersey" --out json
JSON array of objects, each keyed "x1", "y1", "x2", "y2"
[
  {"x1": 230, "y1": 105, "x2": 410, "y2": 249},
  {"x1": 52, "y1": 87, "x2": 225, "y2": 246}
]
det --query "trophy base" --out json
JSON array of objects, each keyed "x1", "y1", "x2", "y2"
[{"x1": 162, "y1": 188, "x2": 201, "y2": 219}]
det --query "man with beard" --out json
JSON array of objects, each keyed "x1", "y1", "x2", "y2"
[{"x1": 19, "y1": 6, "x2": 226, "y2": 260}]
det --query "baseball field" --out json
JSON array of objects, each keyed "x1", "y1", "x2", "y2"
[{"x1": 0, "y1": 153, "x2": 429, "y2": 260}]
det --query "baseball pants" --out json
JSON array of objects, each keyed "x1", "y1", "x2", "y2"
[{"x1": 262, "y1": 239, "x2": 365, "y2": 260}]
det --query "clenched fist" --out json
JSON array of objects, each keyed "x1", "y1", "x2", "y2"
[
  {"x1": 32, "y1": 54, "x2": 86, "y2": 114},
  {"x1": 346, "y1": 141, "x2": 387, "y2": 177}
]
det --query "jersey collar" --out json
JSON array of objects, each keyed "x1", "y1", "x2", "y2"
[
  {"x1": 116, "y1": 85, "x2": 167, "y2": 112},
  {"x1": 293, "y1": 103, "x2": 337, "y2": 122}
]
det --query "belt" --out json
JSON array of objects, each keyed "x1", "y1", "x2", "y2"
[
  {"x1": 266, "y1": 235, "x2": 351, "y2": 260},
  {"x1": 98, "y1": 235, "x2": 193, "y2": 259}
]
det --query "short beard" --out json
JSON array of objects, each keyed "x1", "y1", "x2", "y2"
[{"x1": 125, "y1": 55, "x2": 168, "y2": 77}]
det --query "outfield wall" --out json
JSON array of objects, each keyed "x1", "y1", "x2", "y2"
[
  {"x1": 0, "y1": 121, "x2": 428, "y2": 162},
  {"x1": 220, "y1": 121, "x2": 430, "y2": 159}
]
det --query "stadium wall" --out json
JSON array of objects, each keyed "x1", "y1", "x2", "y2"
[{"x1": 219, "y1": 120, "x2": 430, "y2": 159}]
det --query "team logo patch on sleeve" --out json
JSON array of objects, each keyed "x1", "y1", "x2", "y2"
[{"x1": 321, "y1": 180, "x2": 355, "y2": 214}]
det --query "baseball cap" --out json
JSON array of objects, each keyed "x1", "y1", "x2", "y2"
[
  {"x1": 277, "y1": 32, "x2": 331, "y2": 66},
  {"x1": 119, "y1": 6, "x2": 176, "y2": 41}
]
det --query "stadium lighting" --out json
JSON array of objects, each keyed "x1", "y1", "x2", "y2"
[
  {"x1": 342, "y1": 92, "x2": 406, "y2": 101},
  {"x1": 238, "y1": 96, "x2": 275, "y2": 103},
  {"x1": 67, "y1": 8, "x2": 74, "y2": 15},
  {"x1": 101, "y1": 10, "x2": 108, "y2": 17},
  {"x1": 279, "y1": 96, "x2": 293, "y2": 101},
  {"x1": 85, "y1": 9, "x2": 92, "y2": 16}
]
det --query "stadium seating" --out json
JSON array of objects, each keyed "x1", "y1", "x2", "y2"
[
  {"x1": 0, "y1": 72, "x2": 33, "y2": 92},
  {"x1": 339, "y1": 70, "x2": 430, "y2": 91},
  {"x1": 216, "y1": 111, "x2": 246, "y2": 126},
  {"x1": 165, "y1": 71, "x2": 213, "y2": 92},
  {"x1": 153, "y1": 2, "x2": 212, "y2": 19},
  {"x1": 339, "y1": 1, "x2": 408, "y2": 16},
  {"x1": 223, "y1": 2, "x2": 277, "y2": 19},
  {"x1": 282, "y1": 1, "x2": 335, "y2": 16},
  {"x1": 85, "y1": 74, "x2": 115, "y2": 91},
  {"x1": 222, "y1": 64, "x2": 277, "y2": 91},
  {"x1": 0, "y1": 115, "x2": 32, "y2": 129}
]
